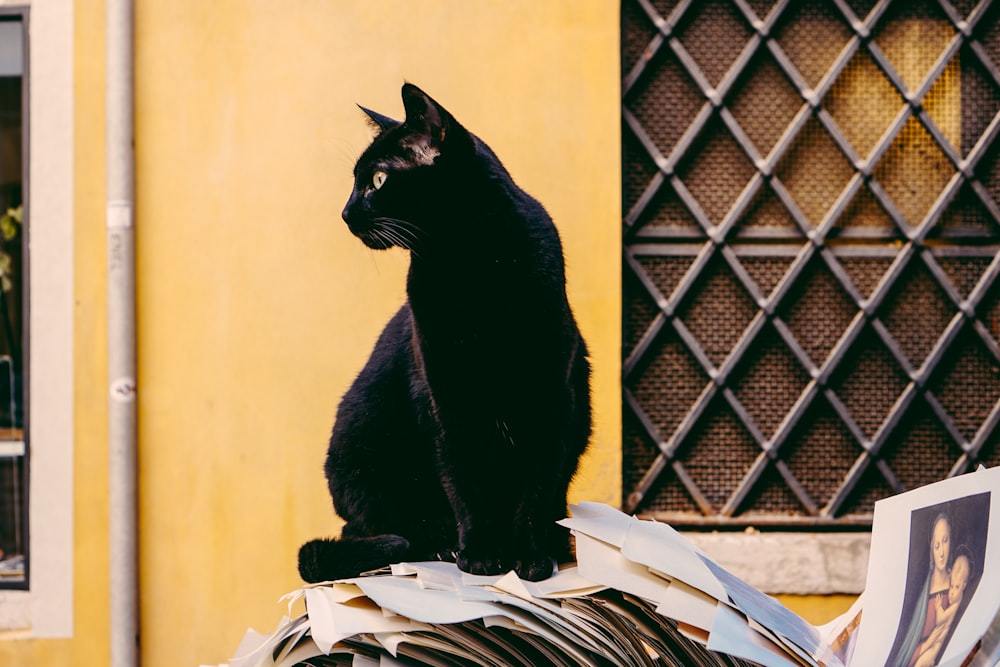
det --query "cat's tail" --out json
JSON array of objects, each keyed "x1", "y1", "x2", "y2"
[{"x1": 298, "y1": 534, "x2": 410, "y2": 583}]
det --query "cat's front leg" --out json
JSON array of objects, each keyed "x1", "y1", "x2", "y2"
[
  {"x1": 445, "y1": 447, "x2": 561, "y2": 581},
  {"x1": 455, "y1": 523, "x2": 553, "y2": 581},
  {"x1": 508, "y1": 488, "x2": 564, "y2": 581},
  {"x1": 454, "y1": 510, "x2": 556, "y2": 581},
  {"x1": 447, "y1": 490, "x2": 518, "y2": 577}
]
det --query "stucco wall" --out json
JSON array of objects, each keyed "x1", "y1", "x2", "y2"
[
  {"x1": 0, "y1": 1, "x2": 620, "y2": 664},
  {"x1": 10, "y1": 2, "x2": 620, "y2": 665}
]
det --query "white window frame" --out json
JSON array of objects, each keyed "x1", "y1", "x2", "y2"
[{"x1": 0, "y1": 0, "x2": 73, "y2": 637}]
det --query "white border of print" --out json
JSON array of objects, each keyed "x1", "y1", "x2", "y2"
[{"x1": 851, "y1": 466, "x2": 1000, "y2": 666}]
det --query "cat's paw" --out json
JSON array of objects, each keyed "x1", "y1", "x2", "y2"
[
  {"x1": 455, "y1": 549, "x2": 555, "y2": 581},
  {"x1": 298, "y1": 534, "x2": 410, "y2": 583},
  {"x1": 298, "y1": 538, "x2": 337, "y2": 583},
  {"x1": 514, "y1": 554, "x2": 555, "y2": 582},
  {"x1": 433, "y1": 547, "x2": 458, "y2": 563},
  {"x1": 456, "y1": 550, "x2": 510, "y2": 577}
]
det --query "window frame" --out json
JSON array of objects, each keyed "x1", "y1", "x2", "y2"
[
  {"x1": 0, "y1": 0, "x2": 74, "y2": 637},
  {"x1": 0, "y1": 4, "x2": 30, "y2": 594}
]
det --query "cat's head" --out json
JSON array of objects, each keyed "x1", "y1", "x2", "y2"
[{"x1": 341, "y1": 83, "x2": 474, "y2": 251}]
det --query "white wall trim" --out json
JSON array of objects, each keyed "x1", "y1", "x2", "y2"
[
  {"x1": 0, "y1": 591, "x2": 29, "y2": 631},
  {"x1": 28, "y1": 0, "x2": 75, "y2": 637},
  {"x1": 0, "y1": 0, "x2": 75, "y2": 638},
  {"x1": 686, "y1": 532, "x2": 871, "y2": 596}
]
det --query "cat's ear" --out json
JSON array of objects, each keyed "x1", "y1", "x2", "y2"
[
  {"x1": 357, "y1": 104, "x2": 399, "y2": 133},
  {"x1": 400, "y1": 83, "x2": 471, "y2": 157},
  {"x1": 401, "y1": 84, "x2": 446, "y2": 139}
]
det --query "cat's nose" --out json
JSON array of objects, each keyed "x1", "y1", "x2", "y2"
[
  {"x1": 342, "y1": 189, "x2": 363, "y2": 225},
  {"x1": 341, "y1": 202, "x2": 360, "y2": 227},
  {"x1": 341, "y1": 202, "x2": 368, "y2": 236}
]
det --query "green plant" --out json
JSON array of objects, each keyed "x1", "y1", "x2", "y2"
[{"x1": 0, "y1": 206, "x2": 22, "y2": 293}]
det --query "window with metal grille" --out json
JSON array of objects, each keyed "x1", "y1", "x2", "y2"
[{"x1": 622, "y1": 0, "x2": 1000, "y2": 527}]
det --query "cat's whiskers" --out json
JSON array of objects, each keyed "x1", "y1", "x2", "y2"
[
  {"x1": 336, "y1": 141, "x2": 363, "y2": 170},
  {"x1": 374, "y1": 216, "x2": 423, "y2": 258},
  {"x1": 365, "y1": 247, "x2": 381, "y2": 272},
  {"x1": 371, "y1": 226, "x2": 401, "y2": 249}
]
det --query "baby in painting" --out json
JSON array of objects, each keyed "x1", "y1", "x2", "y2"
[
  {"x1": 909, "y1": 550, "x2": 972, "y2": 667},
  {"x1": 885, "y1": 493, "x2": 989, "y2": 667}
]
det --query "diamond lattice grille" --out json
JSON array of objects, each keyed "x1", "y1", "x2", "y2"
[{"x1": 622, "y1": 0, "x2": 1000, "y2": 526}]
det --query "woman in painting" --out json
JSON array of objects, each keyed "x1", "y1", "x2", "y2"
[
  {"x1": 909, "y1": 547, "x2": 972, "y2": 667},
  {"x1": 887, "y1": 512, "x2": 952, "y2": 667}
]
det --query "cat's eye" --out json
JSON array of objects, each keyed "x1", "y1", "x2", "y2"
[{"x1": 372, "y1": 170, "x2": 387, "y2": 190}]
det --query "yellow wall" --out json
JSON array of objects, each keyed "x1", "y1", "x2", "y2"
[
  {"x1": 76, "y1": 0, "x2": 113, "y2": 661},
  {"x1": 0, "y1": 1, "x2": 619, "y2": 664},
  {"x1": 79, "y1": 2, "x2": 619, "y2": 665}
]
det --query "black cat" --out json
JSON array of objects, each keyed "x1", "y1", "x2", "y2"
[{"x1": 297, "y1": 84, "x2": 591, "y2": 583}]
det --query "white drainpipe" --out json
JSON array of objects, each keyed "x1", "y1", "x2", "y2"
[{"x1": 106, "y1": 0, "x2": 138, "y2": 664}]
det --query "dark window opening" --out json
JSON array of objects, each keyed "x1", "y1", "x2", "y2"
[{"x1": 0, "y1": 10, "x2": 27, "y2": 587}]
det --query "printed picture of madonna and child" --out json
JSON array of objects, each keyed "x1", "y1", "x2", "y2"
[{"x1": 883, "y1": 491, "x2": 990, "y2": 667}]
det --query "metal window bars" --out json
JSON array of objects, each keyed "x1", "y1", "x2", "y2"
[{"x1": 622, "y1": 0, "x2": 1000, "y2": 525}]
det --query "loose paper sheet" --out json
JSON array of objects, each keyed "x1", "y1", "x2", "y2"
[
  {"x1": 707, "y1": 605, "x2": 806, "y2": 667},
  {"x1": 656, "y1": 578, "x2": 720, "y2": 634},
  {"x1": 852, "y1": 466, "x2": 1000, "y2": 667},
  {"x1": 573, "y1": 532, "x2": 671, "y2": 603}
]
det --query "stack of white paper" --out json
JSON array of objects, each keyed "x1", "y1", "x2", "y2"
[{"x1": 231, "y1": 466, "x2": 1000, "y2": 667}]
